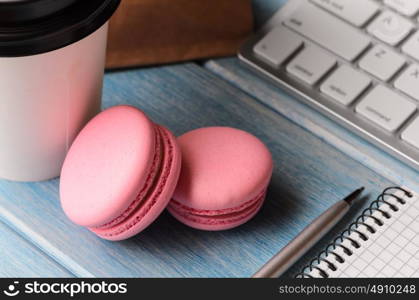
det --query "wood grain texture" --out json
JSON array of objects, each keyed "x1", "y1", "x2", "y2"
[
  {"x1": 0, "y1": 222, "x2": 71, "y2": 277},
  {"x1": 0, "y1": 63, "x2": 393, "y2": 277},
  {"x1": 1, "y1": 0, "x2": 413, "y2": 278},
  {"x1": 107, "y1": 0, "x2": 253, "y2": 68}
]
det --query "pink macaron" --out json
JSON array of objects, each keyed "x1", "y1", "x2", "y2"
[
  {"x1": 60, "y1": 105, "x2": 181, "y2": 241},
  {"x1": 168, "y1": 127, "x2": 273, "y2": 231}
]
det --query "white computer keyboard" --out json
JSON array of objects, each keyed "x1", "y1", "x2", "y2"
[{"x1": 239, "y1": 0, "x2": 419, "y2": 170}]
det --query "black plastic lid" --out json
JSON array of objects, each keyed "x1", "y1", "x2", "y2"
[{"x1": 0, "y1": 0, "x2": 120, "y2": 57}]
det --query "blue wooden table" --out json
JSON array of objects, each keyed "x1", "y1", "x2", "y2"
[{"x1": 1, "y1": 0, "x2": 418, "y2": 278}]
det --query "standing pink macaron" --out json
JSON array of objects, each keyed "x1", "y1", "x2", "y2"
[
  {"x1": 60, "y1": 105, "x2": 181, "y2": 241},
  {"x1": 168, "y1": 127, "x2": 273, "y2": 231}
]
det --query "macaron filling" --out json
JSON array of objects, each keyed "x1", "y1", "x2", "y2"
[
  {"x1": 168, "y1": 188, "x2": 266, "y2": 226},
  {"x1": 90, "y1": 125, "x2": 174, "y2": 236}
]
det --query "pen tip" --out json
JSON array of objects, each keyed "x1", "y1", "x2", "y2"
[{"x1": 344, "y1": 187, "x2": 364, "y2": 205}]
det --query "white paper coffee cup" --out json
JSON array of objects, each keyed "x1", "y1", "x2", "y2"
[{"x1": 0, "y1": 0, "x2": 120, "y2": 181}]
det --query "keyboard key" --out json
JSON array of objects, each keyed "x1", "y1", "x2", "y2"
[
  {"x1": 359, "y1": 45, "x2": 406, "y2": 81},
  {"x1": 367, "y1": 11, "x2": 413, "y2": 45},
  {"x1": 253, "y1": 27, "x2": 303, "y2": 68},
  {"x1": 402, "y1": 117, "x2": 419, "y2": 149},
  {"x1": 321, "y1": 65, "x2": 371, "y2": 105},
  {"x1": 384, "y1": 0, "x2": 419, "y2": 17},
  {"x1": 311, "y1": 0, "x2": 379, "y2": 27},
  {"x1": 356, "y1": 85, "x2": 416, "y2": 132},
  {"x1": 284, "y1": 2, "x2": 370, "y2": 61},
  {"x1": 394, "y1": 64, "x2": 419, "y2": 101},
  {"x1": 402, "y1": 30, "x2": 419, "y2": 61},
  {"x1": 287, "y1": 46, "x2": 336, "y2": 85}
]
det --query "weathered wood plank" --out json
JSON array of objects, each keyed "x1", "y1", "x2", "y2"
[
  {"x1": 0, "y1": 222, "x2": 72, "y2": 277},
  {"x1": 0, "y1": 63, "x2": 393, "y2": 277}
]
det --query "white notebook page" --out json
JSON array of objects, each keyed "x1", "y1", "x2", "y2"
[{"x1": 308, "y1": 187, "x2": 419, "y2": 278}]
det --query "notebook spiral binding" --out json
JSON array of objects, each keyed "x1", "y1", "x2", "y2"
[{"x1": 296, "y1": 187, "x2": 414, "y2": 278}]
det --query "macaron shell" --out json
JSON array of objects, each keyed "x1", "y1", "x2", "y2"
[
  {"x1": 91, "y1": 125, "x2": 182, "y2": 241},
  {"x1": 60, "y1": 105, "x2": 157, "y2": 227},
  {"x1": 168, "y1": 190, "x2": 266, "y2": 231},
  {"x1": 173, "y1": 127, "x2": 273, "y2": 211}
]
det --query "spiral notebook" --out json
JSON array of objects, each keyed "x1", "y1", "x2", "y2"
[{"x1": 298, "y1": 187, "x2": 419, "y2": 278}]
